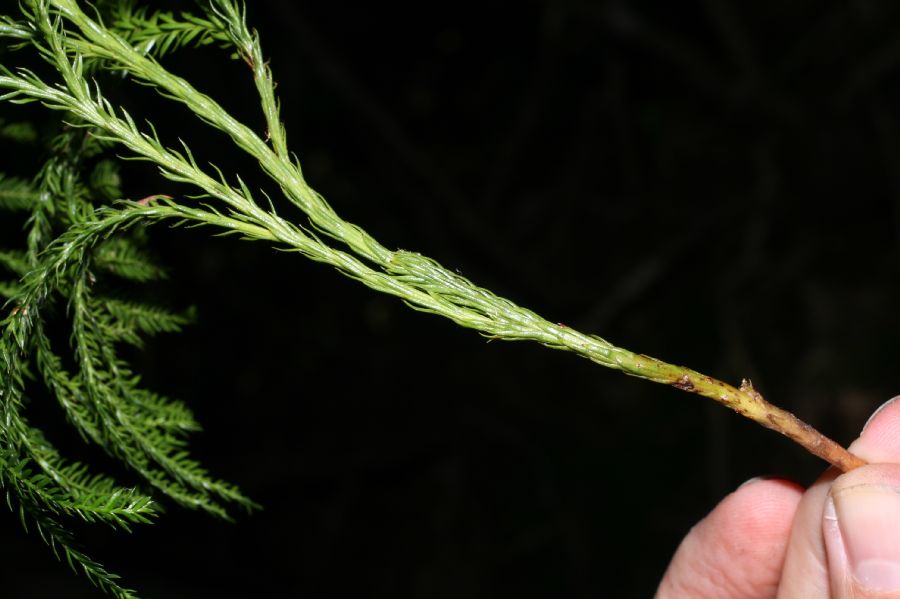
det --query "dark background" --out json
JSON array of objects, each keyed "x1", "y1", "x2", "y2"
[{"x1": 3, "y1": 1, "x2": 900, "y2": 597}]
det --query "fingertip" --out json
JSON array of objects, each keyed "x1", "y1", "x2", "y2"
[
  {"x1": 657, "y1": 477, "x2": 803, "y2": 599},
  {"x1": 852, "y1": 396, "x2": 900, "y2": 462},
  {"x1": 721, "y1": 477, "x2": 804, "y2": 539},
  {"x1": 862, "y1": 396, "x2": 900, "y2": 434},
  {"x1": 736, "y1": 475, "x2": 805, "y2": 500}
]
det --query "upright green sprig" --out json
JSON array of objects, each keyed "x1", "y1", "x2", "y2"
[{"x1": 0, "y1": 0, "x2": 866, "y2": 596}]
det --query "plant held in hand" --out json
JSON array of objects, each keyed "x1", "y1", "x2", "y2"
[{"x1": 0, "y1": 0, "x2": 866, "y2": 596}]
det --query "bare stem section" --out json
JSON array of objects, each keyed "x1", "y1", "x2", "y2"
[{"x1": 610, "y1": 349, "x2": 866, "y2": 472}]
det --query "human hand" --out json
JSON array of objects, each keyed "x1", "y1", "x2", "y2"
[{"x1": 656, "y1": 396, "x2": 900, "y2": 598}]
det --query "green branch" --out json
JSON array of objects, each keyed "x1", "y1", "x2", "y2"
[{"x1": 0, "y1": 0, "x2": 866, "y2": 596}]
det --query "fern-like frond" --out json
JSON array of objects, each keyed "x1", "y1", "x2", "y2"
[
  {"x1": 70, "y1": 273, "x2": 255, "y2": 516},
  {"x1": 89, "y1": 159, "x2": 122, "y2": 200},
  {"x1": 92, "y1": 238, "x2": 166, "y2": 282},
  {"x1": 22, "y1": 500, "x2": 139, "y2": 599},
  {"x1": 0, "y1": 118, "x2": 37, "y2": 143},
  {"x1": 0, "y1": 4, "x2": 263, "y2": 590},
  {"x1": 107, "y1": 3, "x2": 231, "y2": 59},
  {"x1": 0, "y1": 281, "x2": 21, "y2": 299},
  {"x1": 126, "y1": 388, "x2": 202, "y2": 434},
  {"x1": 0, "y1": 173, "x2": 39, "y2": 212},
  {"x1": 0, "y1": 249, "x2": 30, "y2": 276},
  {"x1": 3, "y1": 431, "x2": 156, "y2": 531},
  {"x1": 99, "y1": 297, "x2": 192, "y2": 347}
]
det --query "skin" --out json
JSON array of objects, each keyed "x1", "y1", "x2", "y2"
[{"x1": 657, "y1": 396, "x2": 900, "y2": 599}]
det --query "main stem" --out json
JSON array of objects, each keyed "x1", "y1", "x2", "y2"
[{"x1": 610, "y1": 347, "x2": 866, "y2": 472}]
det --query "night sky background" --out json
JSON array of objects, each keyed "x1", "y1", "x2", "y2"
[{"x1": 2, "y1": 1, "x2": 900, "y2": 597}]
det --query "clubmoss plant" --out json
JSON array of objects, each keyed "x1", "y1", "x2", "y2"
[{"x1": 0, "y1": 0, "x2": 867, "y2": 596}]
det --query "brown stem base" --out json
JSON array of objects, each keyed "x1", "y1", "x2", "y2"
[
  {"x1": 620, "y1": 352, "x2": 866, "y2": 472},
  {"x1": 736, "y1": 379, "x2": 866, "y2": 472}
]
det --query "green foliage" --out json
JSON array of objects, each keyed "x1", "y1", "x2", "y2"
[
  {"x1": 0, "y1": 1, "x2": 705, "y2": 594},
  {"x1": 0, "y1": 4, "x2": 263, "y2": 595},
  {"x1": 0, "y1": 0, "x2": 855, "y2": 596},
  {"x1": 0, "y1": 173, "x2": 39, "y2": 213},
  {"x1": 0, "y1": 127, "x2": 253, "y2": 598},
  {"x1": 104, "y1": 1, "x2": 232, "y2": 59}
]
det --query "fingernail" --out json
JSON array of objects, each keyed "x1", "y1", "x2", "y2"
[
  {"x1": 833, "y1": 484, "x2": 900, "y2": 591},
  {"x1": 863, "y1": 396, "x2": 900, "y2": 433}
]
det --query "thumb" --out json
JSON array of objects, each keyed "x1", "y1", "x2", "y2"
[
  {"x1": 824, "y1": 464, "x2": 900, "y2": 597},
  {"x1": 822, "y1": 396, "x2": 900, "y2": 597}
]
